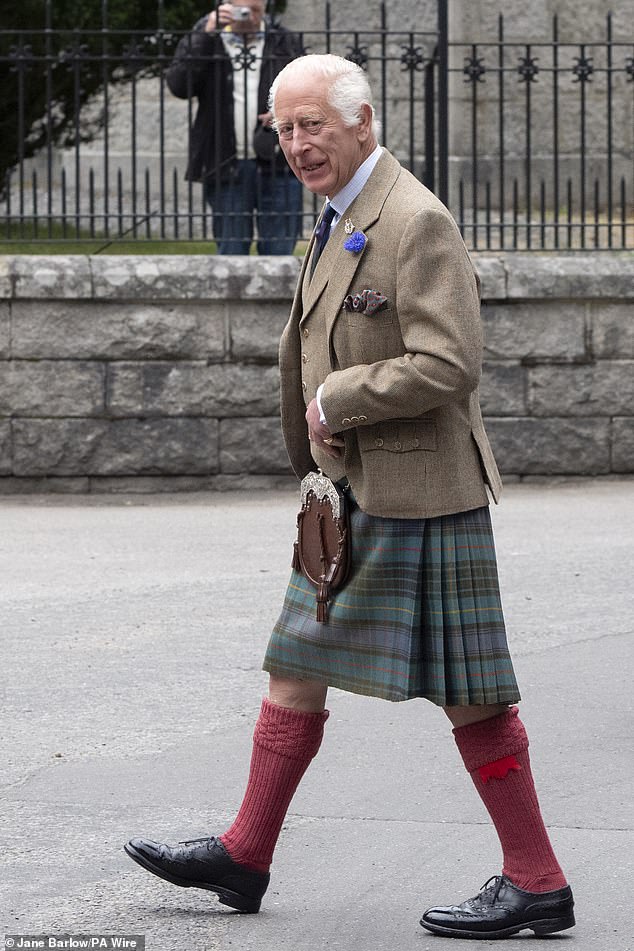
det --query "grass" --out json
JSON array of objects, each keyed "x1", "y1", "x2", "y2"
[
  {"x1": 0, "y1": 220, "x2": 310, "y2": 255},
  {"x1": 0, "y1": 237, "x2": 310, "y2": 255},
  {"x1": 1, "y1": 214, "x2": 631, "y2": 254},
  {"x1": 0, "y1": 238, "x2": 219, "y2": 254}
]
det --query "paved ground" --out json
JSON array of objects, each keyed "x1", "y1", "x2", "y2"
[{"x1": 1, "y1": 480, "x2": 633, "y2": 951}]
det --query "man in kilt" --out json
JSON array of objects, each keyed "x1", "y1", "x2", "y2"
[{"x1": 125, "y1": 54, "x2": 575, "y2": 940}]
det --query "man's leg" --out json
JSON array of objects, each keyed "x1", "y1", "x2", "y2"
[
  {"x1": 256, "y1": 167, "x2": 303, "y2": 255},
  {"x1": 420, "y1": 703, "x2": 574, "y2": 939},
  {"x1": 124, "y1": 676, "x2": 328, "y2": 912},
  {"x1": 219, "y1": 676, "x2": 328, "y2": 871},
  {"x1": 206, "y1": 160, "x2": 256, "y2": 255}
]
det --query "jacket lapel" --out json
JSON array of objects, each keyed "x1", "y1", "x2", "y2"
[{"x1": 299, "y1": 150, "x2": 401, "y2": 336}]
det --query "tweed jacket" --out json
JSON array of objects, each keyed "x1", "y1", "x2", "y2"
[{"x1": 278, "y1": 149, "x2": 502, "y2": 519}]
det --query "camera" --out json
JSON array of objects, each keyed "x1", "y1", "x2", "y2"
[{"x1": 233, "y1": 6, "x2": 251, "y2": 20}]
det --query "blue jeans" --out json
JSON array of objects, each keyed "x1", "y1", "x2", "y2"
[{"x1": 206, "y1": 160, "x2": 303, "y2": 255}]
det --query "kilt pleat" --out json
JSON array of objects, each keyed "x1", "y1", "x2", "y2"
[{"x1": 263, "y1": 502, "x2": 520, "y2": 706}]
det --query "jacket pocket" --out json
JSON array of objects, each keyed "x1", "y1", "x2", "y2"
[{"x1": 357, "y1": 417, "x2": 438, "y2": 454}]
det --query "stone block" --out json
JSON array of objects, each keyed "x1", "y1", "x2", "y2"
[
  {"x1": 0, "y1": 303, "x2": 9, "y2": 357},
  {"x1": 240, "y1": 257, "x2": 302, "y2": 300},
  {"x1": 471, "y1": 255, "x2": 506, "y2": 299},
  {"x1": 529, "y1": 362, "x2": 634, "y2": 417},
  {"x1": 591, "y1": 303, "x2": 634, "y2": 358},
  {"x1": 611, "y1": 418, "x2": 634, "y2": 472},
  {"x1": 480, "y1": 362, "x2": 526, "y2": 415},
  {"x1": 0, "y1": 476, "x2": 91, "y2": 494},
  {"x1": 12, "y1": 418, "x2": 220, "y2": 476},
  {"x1": 506, "y1": 254, "x2": 634, "y2": 300},
  {"x1": 10, "y1": 256, "x2": 92, "y2": 299},
  {"x1": 231, "y1": 301, "x2": 289, "y2": 361},
  {"x1": 12, "y1": 300, "x2": 227, "y2": 361},
  {"x1": 90, "y1": 256, "x2": 211, "y2": 301},
  {"x1": 0, "y1": 420, "x2": 11, "y2": 474},
  {"x1": 219, "y1": 418, "x2": 292, "y2": 474},
  {"x1": 485, "y1": 417, "x2": 611, "y2": 474},
  {"x1": 0, "y1": 257, "x2": 12, "y2": 299},
  {"x1": 0, "y1": 361, "x2": 105, "y2": 417},
  {"x1": 481, "y1": 302, "x2": 587, "y2": 360},
  {"x1": 108, "y1": 363, "x2": 280, "y2": 417},
  {"x1": 90, "y1": 255, "x2": 300, "y2": 301}
]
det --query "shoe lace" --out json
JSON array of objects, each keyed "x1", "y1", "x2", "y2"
[
  {"x1": 479, "y1": 875, "x2": 504, "y2": 904},
  {"x1": 178, "y1": 837, "x2": 211, "y2": 846}
]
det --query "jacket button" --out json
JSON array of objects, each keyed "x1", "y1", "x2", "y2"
[
  {"x1": 375, "y1": 438, "x2": 384, "y2": 448},
  {"x1": 413, "y1": 438, "x2": 420, "y2": 448},
  {"x1": 303, "y1": 328, "x2": 309, "y2": 337},
  {"x1": 302, "y1": 353, "x2": 308, "y2": 363},
  {"x1": 394, "y1": 440, "x2": 402, "y2": 450},
  {"x1": 359, "y1": 415, "x2": 368, "y2": 422},
  {"x1": 351, "y1": 415, "x2": 359, "y2": 423},
  {"x1": 342, "y1": 417, "x2": 351, "y2": 425},
  {"x1": 302, "y1": 381, "x2": 307, "y2": 391}
]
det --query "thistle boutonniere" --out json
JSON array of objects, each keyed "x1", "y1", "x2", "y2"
[{"x1": 343, "y1": 218, "x2": 367, "y2": 254}]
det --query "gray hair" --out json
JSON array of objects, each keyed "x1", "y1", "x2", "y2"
[{"x1": 269, "y1": 54, "x2": 381, "y2": 139}]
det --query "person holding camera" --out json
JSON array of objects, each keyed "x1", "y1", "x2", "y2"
[{"x1": 166, "y1": 0, "x2": 303, "y2": 254}]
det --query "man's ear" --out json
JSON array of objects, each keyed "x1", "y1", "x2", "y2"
[{"x1": 357, "y1": 103, "x2": 373, "y2": 141}]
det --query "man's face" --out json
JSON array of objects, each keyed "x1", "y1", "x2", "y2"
[
  {"x1": 274, "y1": 78, "x2": 373, "y2": 197},
  {"x1": 230, "y1": 0, "x2": 265, "y2": 33}
]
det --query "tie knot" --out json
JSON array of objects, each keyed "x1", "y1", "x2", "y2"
[
  {"x1": 315, "y1": 203, "x2": 336, "y2": 242},
  {"x1": 323, "y1": 202, "x2": 337, "y2": 225}
]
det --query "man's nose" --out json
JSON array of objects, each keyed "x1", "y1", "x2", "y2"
[{"x1": 290, "y1": 129, "x2": 310, "y2": 156}]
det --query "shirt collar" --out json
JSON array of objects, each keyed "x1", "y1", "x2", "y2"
[{"x1": 329, "y1": 144, "x2": 383, "y2": 221}]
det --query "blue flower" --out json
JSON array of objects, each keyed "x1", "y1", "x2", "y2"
[{"x1": 344, "y1": 231, "x2": 367, "y2": 253}]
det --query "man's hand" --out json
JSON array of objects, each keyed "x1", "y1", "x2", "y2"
[
  {"x1": 204, "y1": 4, "x2": 234, "y2": 31},
  {"x1": 305, "y1": 398, "x2": 345, "y2": 459}
]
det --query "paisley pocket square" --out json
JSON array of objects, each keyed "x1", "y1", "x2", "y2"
[{"x1": 343, "y1": 289, "x2": 388, "y2": 315}]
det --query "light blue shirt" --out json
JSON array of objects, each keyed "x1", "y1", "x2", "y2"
[
  {"x1": 326, "y1": 143, "x2": 383, "y2": 233},
  {"x1": 315, "y1": 143, "x2": 383, "y2": 423}
]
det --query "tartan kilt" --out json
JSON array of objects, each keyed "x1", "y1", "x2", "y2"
[{"x1": 263, "y1": 501, "x2": 520, "y2": 705}]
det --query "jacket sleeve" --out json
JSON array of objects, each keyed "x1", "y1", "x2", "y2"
[
  {"x1": 319, "y1": 208, "x2": 483, "y2": 431},
  {"x1": 278, "y1": 308, "x2": 316, "y2": 481},
  {"x1": 165, "y1": 18, "x2": 217, "y2": 100}
]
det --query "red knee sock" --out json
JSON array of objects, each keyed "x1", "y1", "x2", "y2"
[
  {"x1": 219, "y1": 698, "x2": 328, "y2": 873},
  {"x1": 453, "y1": 706, "x2": 567, "y2": 893}
]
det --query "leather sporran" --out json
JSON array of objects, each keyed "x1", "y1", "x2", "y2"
[{"x1": 292, "y1": 471, "x2": 351, "y2": 622}]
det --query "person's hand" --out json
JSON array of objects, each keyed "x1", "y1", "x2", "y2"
[
  {"x1": 204, "y1": 4, "x2": 234, "y2": 31},
  {"x1": 257, "y1": 111, "x2": 274, "y2": 128},
  {"x1": 305, "y1": 398, "x2": 345, "y2": 459}
]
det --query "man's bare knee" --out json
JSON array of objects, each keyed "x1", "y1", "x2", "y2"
[
  {"x1": 443, "y1": 702, "x2": 511, "y2": 729},
  {"x1": 268, "y1": 675, "x2": 328, "y2": 712}
]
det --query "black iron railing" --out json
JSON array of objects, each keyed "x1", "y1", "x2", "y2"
[
  {"x1": 451, "y1": 13, "x2": 634, "y2": 250},
  {"x1": 0, "y1": 2, "x2": 632, "y2": 251},
  {"x1": 0, "y1": 1, "x2": 445, "y2": 249}
]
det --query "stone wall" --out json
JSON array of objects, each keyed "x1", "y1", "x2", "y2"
[{"x1": 0, "y1": 253, "x2": 632, "y2": 493}]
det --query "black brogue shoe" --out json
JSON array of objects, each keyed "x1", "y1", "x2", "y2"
[
  {"x1": 420, "y1": 874, "x2": 575, "y2": 939},
  {"x1": 124, "y1": 835, "x2": 269, "y2": 913}
]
